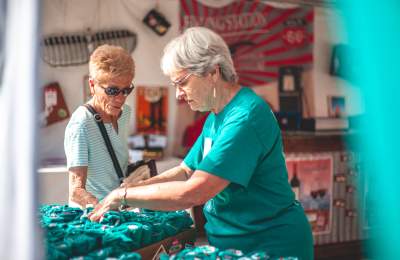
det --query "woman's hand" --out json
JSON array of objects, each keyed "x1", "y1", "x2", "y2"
[
  {"x1": 121, "y1": 165, "x2": 150, "y2": 187},
  {"x1": 70, "y1": 188, "x2": 99, "y2": 208},
  {"x1": 83, "y1": 192, "x2": 99, "y2": 207},
  {"x1": 120, "y1": 180, "x2": 144, "y2": 188},
  {"x1": 69, "y1": 167, "x2": 99, "y2": 208},
  {"x1": 88, "y1": 189, "x2": 122, "y2": 222}
]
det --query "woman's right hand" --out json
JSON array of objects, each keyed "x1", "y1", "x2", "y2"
[
  {"x1": 120, "y1": 180, "x2": 144, "y2": 188},
  {"x1": 83, "y1": 192, "x2": 99, "y2": 207},
  {"x1": 88, "y1": 188, "x2": 122, "y2": 222},
  {"x1": 70, "y1": 187, "x2": 99, "y2": 208},
  {"x1": 121, "y1": 165, "x2": 150, "y2": 187},
  {"x1": 69, "y1": 167, "x2": 99, "y2": 207}
]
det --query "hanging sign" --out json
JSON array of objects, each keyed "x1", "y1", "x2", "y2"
[{"x1": 41, "y1": 82, "x2": 70, "y2": 127}]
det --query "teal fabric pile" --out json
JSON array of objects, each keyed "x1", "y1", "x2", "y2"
[
  {"x1": 161, "y1": 245, "x2": 298, "y2": 260},
  {"x1": 40, "y1": 204, "x2": 193, "y2": 259}
]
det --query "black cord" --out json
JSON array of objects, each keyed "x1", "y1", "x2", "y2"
[{"x1": 84, "y1": 104, "x2": 125, "y2": 183}]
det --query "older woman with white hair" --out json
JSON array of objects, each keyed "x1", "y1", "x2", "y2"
[{"x1": 89, "y1": 27, "x2": 313, "y2": 259}]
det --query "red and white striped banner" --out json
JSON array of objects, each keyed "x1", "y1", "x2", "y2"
[{"x1": 180, "y1": 0, "x2": 314, "y2": 87}]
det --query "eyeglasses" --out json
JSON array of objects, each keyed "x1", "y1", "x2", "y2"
[
  {"x1": 170, "y1": 73, "x2": 193, "y2": 88},
  {"x1": 98, "y1": 83, "x2": 135, "y2": 97}
]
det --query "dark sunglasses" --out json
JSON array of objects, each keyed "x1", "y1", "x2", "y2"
[{"x1": 98, "y1": 83, "x2": 135, "y2": 97}]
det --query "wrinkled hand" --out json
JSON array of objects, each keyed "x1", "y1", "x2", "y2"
[
  {"x1": 70, "y1": 188, "x2": 99, "y2": 208},
  {"x1": 120, "y1": 180, "x2": 143, "y2": 188},
  {"x1": 121, "y1": 165, "x2": 149, "y2": 187},
  {"x1": 85, "y1": 194, "x2": 99, "y2": 207},
  {"x1": 88, "y1": 189, "x2": 121, "y2": 222}
]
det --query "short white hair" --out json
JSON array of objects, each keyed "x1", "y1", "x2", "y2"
[{"x1": 161, "y1": 27, "x2": 238, "y2": 83}]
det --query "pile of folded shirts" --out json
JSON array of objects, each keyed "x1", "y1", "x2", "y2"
[{"x1": 40, "y1": 204, "x2": 193, "y2": 259}]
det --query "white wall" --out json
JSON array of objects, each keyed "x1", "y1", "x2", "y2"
[
  {"x1": 39, "y1": 1, "x2": 364, "y2": 163},
  {"x1": 312, "y1": 7, "x2": 364, "y2": 117},
  {"x1": 252, "y1": 7, "x2": 364, "y2": 118},
  {"x1": 39, "y1": 0, "x2": 180, "y2": 161}
]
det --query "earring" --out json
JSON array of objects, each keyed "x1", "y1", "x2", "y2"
[{"x1": 213, "y1": 87, "x2": 216, "y2": 98}]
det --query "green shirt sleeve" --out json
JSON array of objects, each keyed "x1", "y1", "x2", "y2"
[{"x1": 197, "y1": 113, "x2": 266, "y2": 187}]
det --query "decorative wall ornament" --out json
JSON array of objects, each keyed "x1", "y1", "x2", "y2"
[
  {"x1": 41, "y1": 29, "x2": 137, "y2": 67},
  {"x1": 143, "y1": 9, "x2": 171, "y2": 36},
  {"x1": 40, "y1": 82, "x2": 70, "y2": 127}
]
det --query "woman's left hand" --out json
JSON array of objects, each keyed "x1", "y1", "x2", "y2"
[{"x1": 88, "y1": 189, "x2": 122, "y2": 222}]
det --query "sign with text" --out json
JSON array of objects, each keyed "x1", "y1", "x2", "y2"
[{"x1": 180, "y1": 0, "x2": 313, "y2": 86}]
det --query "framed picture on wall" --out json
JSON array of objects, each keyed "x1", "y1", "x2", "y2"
[
  {"x1": 136, "y1": 86, "x2": 168, "y2": 135},
  {"x1": 278, "y1": 66, "x2": 302, "y2": 93},
  {"x1": 330, "y1": 44, "x2": 350, "y2": 79},
  {"x1": 327, "y1": 96, "x2": 345, "y2": 118},
  {"x1": 286, "y1": 154, "x2": 334, "y2": 235}
]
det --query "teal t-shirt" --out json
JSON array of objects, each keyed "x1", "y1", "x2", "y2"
[{"x1": 184, "y1": 88, "x2": 313, "y2": 259}]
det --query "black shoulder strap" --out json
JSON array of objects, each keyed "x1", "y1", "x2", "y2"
[{"x1": 84, "y1": 104, "x2": 125, "y2": 183}]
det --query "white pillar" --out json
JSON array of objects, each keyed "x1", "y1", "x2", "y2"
[{"x1": 0, "y1": 0, "x2": 42, "y2": 259}]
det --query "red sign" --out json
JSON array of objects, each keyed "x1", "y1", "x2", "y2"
[{"x1": 180, "y1": 0, "x2": 314, "y2": 86}]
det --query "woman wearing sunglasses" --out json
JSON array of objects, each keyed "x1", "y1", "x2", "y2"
[
  {"x1": 64, "y1": 44, "x2": 135, "y2": 209},
  {"x1": 89, "y1": 28, "x2": 313, "y2": 259}
]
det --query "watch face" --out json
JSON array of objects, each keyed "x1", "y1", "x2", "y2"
[{"x1": 283, "y1": 74, "x2": 295, "y2": 92}]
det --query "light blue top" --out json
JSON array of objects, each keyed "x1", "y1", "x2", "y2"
[{"x1": 64, "y1": 104, "x2": 131, "y2": 200}]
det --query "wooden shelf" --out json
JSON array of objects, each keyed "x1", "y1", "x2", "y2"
[
  {"x1": 315, "y1": 240, "x2": 365, "y2": 260},
  {"x1": 282, "y1": 131, "x2": 359, "y2": 153}
]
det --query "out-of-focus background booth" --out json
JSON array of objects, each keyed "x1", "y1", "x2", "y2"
[
  {"x1": 38, "y1": 0, "x2": 363, "y2": 196},
  {"x1": 36, "y1": 0, "x2": 366, "y2": 259}
]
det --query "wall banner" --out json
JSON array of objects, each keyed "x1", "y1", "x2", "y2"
[
  {"x1": 286, "y1": 154, "x2": 333, "y2": 235},
  {"x1": 180, "y1": 0, "x2": 314, "y2": 86}
]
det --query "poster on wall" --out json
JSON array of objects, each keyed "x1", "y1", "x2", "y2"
[
  {"x1": 180, "y1": 0, "x2": 314, "y2": 87},
  {"x1": 136, "y1": 86, "x2": 168, "y2": 135},
  {"x1": 286, "y1": 155, "x2": 333, "y2": 234},
  {"x1": 327, "y1": 95, "x2": 346, "y2": 118}
]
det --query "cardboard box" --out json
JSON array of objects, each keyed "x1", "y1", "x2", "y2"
[{"x1": 135, "y1": 228, "x2": 196, "y2": 260}]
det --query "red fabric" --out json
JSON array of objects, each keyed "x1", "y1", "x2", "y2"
[{"x1": 182, "y1": 113, "x2": 208, "y2": 148}]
